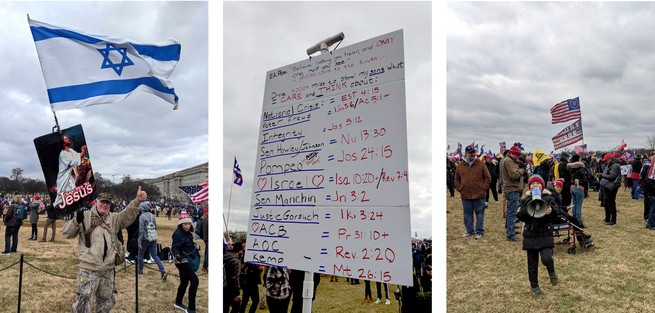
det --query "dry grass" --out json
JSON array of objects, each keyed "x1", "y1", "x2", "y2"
[
  {"x1": 240, "y1": 277, "x2": 402, "y2": 313},
  {"x1": 0, "y1": 214, "x2": 208, "y2": 312},
  {"x1": 447, "y1": 187, "x2": 655, "y2": 313}
]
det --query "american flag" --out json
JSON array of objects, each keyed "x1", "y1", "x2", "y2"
[
  {"x1": 618, "y1": 139, "x2": 627, "y2": 153},
  {"x1": 499, "y1": 142, "x2": 506, "y2": 154},
  {"x1": 233, "y1": 158, "x2": 243, "y2": 186},
  {"x1": 550, "y1": 97, "x2": 581, "y2": 124},
  {"x1": 552, "y1": 119, "x2": 583, "y2": 150},
  {"x1": 179, "y1": 182, "x2": 208, "y2": 204},
  {"x1": 573, "y1": 144, "x2": 588, "y2": 155}
]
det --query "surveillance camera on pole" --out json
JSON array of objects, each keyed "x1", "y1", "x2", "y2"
[{"x1": 306, "y1": 32, "x2": 345, "y2": 56}]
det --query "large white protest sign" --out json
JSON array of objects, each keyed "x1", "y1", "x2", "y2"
[{"x1": 245, "y1": 30, "x2": 411, "y2": 285}]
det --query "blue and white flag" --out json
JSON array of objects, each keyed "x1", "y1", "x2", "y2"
[{"x1": 29, "y1": 18, "x2": 180, "y2": 111}]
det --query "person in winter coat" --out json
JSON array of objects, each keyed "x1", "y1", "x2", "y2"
[
  {"x1": 485, "y1": 155, "x2": 499, "y2": 205},
  {"x1": 454, "y1": 145, "x2": 491, "y2": 239},
  {"x1": 2, "y1": 196, "x2": 25, "y2": 254},
  {"x1": 558, "y1": 153, "x2": 572, "y2": 207},
  {"x1": 28, "y1": 195, "x2": 42, "y2": 240},
  {"x1": 172, "y1": 211, "x2": 200, "y2": 313},
  {"x1": 240, "y1": 261, "x2": 262, "y2": 313},
  {"x1": 567, "y1": 155, "x2": 587, "y2": 226},
  {"x1": 517, "y1": 174, "x2": 559, "y2": 297},
  {"x1": 502, "y1": 145, "x2": 527, "y2": 241},
  {"x1": 40, "y1": 203, "x2": 57, "y2": 242},
  {"x1": 62, "y1": 188, "x2": 146, "y2": 313},
  {"x1": 264, "y1": 266, "x2": 291, "y2": 313},
  {"x1": 601, "y1": 153, "x2": 622, "y2": 225},
  {"x1": 137, "y1": 202, "x2": 167, "y2": 279},
  {"x1": 224, "y1": 241, "x2": 243, "y2": 313}
]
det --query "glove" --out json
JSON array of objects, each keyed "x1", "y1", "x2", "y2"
[{"x1": 76, "y1": 209, "x2": 84, "y2": 223}]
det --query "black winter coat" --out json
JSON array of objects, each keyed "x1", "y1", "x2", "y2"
[{"x1": 516, "y1": 189, "x2": 558, "y2": 250}]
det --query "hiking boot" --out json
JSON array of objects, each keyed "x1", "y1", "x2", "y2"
[
  {"x1": 549, "y1": 272, "x2": 558, "y2": 286},
  {"x1": 161, "y1": 272, "x2": 168, "y2": 280},
  {"x1": 532, "y1": 287, "x2": 543, "y2": 297},
  {"x1": 173, "y1": 303, "x2": 188, "y2": 312}
]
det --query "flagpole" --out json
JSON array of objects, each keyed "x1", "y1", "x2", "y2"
[{"x1": 226, "y1": 156, "x2": 236, "y2": 232}]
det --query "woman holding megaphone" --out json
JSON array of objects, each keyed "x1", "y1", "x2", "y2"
[{"x1": 516, "y1": 174, "x2": 559, "y2": 297}]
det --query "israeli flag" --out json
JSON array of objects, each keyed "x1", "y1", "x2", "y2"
[{"x1": 29, "y1": 18, "x2": 180, "y2": 111}]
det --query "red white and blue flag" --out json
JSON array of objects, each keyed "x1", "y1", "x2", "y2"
[
  {"x1": 233, "y1": 157, "x2": 243, "y2": 186},
  {"x1": 550, "y1": 97, "x2": 581, "y2": 124},
  {"x1": 618, "y1": 139, "x2": 627, "y2": 154},
  {"x1": 574, "y1": 144, "x2": 588, "y2": 155},
  {"x1": 552, "y1": 119, "x2": 583, "y2": 150},
  {"x1": 499, "y1": 142, "x2": 506, "y2": 154},
  {"x1": 179, "y1": 182, "x2": 208, "y2": 204}
]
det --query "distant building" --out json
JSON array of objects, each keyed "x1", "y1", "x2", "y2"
[{"x1": 147, "y1": 162, "x2": 208, "y2": 201}]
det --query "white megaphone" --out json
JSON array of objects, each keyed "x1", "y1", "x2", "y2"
[{"x1": 526, "y1": 187, "x2": 549, "y2": 218}]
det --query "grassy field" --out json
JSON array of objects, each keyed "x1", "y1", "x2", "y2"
[
  {"x1": 239, "y1": 276, "x2": 403, "y2": 313},
  {"x1": 447, "y1": 187, "x2": 655, "y2": 313},
  {"x1": 0, "y1": 213, "x2": 208, "y2": 313}
]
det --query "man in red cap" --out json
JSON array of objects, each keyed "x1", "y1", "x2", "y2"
[
  {"x1": 455, "y1": 145, "x2": 491, "y2": 239},
  {"x1": 502, "y1": 145, "x2": 527, "y2": 241}
]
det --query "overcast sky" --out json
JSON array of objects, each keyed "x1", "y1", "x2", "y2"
[
  {"x1": 223, "y1": 1, "x2": 432, "y2": 238},
  {"x1": 0, "y1": 1, "x2": 208, "y2": 182},
  {"x1": 448, "y1": 2, "x2": 655, "y2": 155}
]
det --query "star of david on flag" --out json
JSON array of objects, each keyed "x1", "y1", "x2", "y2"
[
  {"x1": 97, "y1": 43, "x2": 134, "y2": 76},
  {"x1": 179, "y1": 182, "x2": 208, "y2": 204},
  {"x1": 28, "y1": 18, "x2": 181, "y2": 111}
]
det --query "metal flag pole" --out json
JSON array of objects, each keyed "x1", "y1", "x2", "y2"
[
  {"x1": 226, "y1": 156, "x2": 236, "y2": 232},
  {"x1": 301, "y1": 32, "x2": 345, "y2": 313}
]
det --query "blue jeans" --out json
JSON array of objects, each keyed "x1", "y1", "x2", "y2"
[
  {"x1": 4, "y1": 225, "x2": 19, "y2": 253},
  {"x1": 647, "y1": 196, "x2": 655, "y2": 228},
  {"x1": 571, "y1": 187, "x2": 584, "y2": 223},
  {"x1": 138, "y1": 241, "x2": 165, "y2": 274},
  {"x1": 462, "y1": 198, "x2": 485, "y2": 235},
  {"x1": 633, "y1": 179, "x2": 641, "y2": 199},
  {"x1": 506, "y1": 192, "x2": 520, "y2": 239}
]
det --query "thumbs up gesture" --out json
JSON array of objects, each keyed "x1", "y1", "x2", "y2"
[{"x1": 135, "y1": 186, "x2": 147, "y2": 202}]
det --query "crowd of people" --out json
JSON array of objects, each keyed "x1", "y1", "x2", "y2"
[
  {"x1": 449, "y1": 143, "x2": 655, "y2": 297},
  {"x1": 223, "y1": 238, "x2": 432, "y2": 313}
]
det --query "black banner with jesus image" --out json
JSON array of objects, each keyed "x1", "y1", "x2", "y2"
[{"x1": 34, "y1": 124, "x2": 96, "y2": 219}]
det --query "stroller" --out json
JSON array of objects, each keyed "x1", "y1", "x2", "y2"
[{"x1": 552, "y1": 208, "x2": 594, "y2": 254}]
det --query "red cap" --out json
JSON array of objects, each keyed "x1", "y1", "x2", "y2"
[
  {"x1": 603, "y1": 153, "x2": 613, "y2": 162},
  {"x1": 509, "y1": 145, "x2": 521, "y2": 157},
  {"x1": 553, "y1": 179, "x2": 564, "y2": 188},
  {"x1": 485, "y1": 155, "x2": 492, "y2": 160},
  {"x1": 33, "y1": 195, "x2": 40, "y2": 201},
  {"x1": 613, "y1": 152, "x2": 621, "y2": 159}
]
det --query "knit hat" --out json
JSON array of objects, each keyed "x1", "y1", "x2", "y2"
[
  {"x1": 602, "y1": 153, "x2": 613, "y2": 162},
  {"x1": 560, "y1": 152, "x2": 569, "y2": 159},
  {"x1": 553, "y1": 179, "x2": 564, "y2": 188},
  {"x1": 465, "y1": 146, "x2": 475, "y2": 154},
  {"x1": 528, "y1": 174, "x2": 545, "y2": 190},
  {"x1": 509, "y1": 145, "x2": 521, "y2": 157},
  {"x1": 232, "y1": 242, "x2": 244, "y2": 253},
  {"x1": 178, "y1": 211, "x2": 192, "y2": 226}
]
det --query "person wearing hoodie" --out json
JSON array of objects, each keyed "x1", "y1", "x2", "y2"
[
  {"x1": 517, "y1": 174, "x2": 559, "y2": 297},
  {"x1": 173, "y1": 211, "x2": 201, "y2": 313},
  {"x1": 567, "y1": 154, "x2": 587, "y2": 226},
  {"x1": 28, "y1": 195, "x2": 42, "y2": 240},
  {"x1": 62, "y1": 187, "x2": 146, "y2": 313},
  {"x1": 601, "y1": 153, "x2": 622, "y2": 225},
  {"x1": 137, "y1": 202, "x2": 167, "y2": 280}
]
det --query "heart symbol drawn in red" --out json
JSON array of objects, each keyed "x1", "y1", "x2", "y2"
[
  {"x1": 312, "y1": 175, "x2": 325, "y2": 187},
  {"x1": 257, "y1": 178, "x2": 267, "y2": 191},
  {"x1": 252, "y1": 222, "x2": 260, "y2": 233}
]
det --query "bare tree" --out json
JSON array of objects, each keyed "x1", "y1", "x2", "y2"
[
  {"x1": 646, "y1": 135, "x2": 655, "y2": 151},
  {"x1": 10, "y1": 168, "x2": 23, "y2": 181}
]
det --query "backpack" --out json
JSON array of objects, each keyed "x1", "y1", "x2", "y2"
[
  {"x1": 16, "y1": 205, "x2": 27, "y2": 221},
  {"x1": 145, "y1": 216, "x2": 157, "y2": 242},
  {"x1": 159, "y1": 246, "x2": 172, "y2": 262}
]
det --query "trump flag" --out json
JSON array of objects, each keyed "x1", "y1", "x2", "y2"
[{"x1": 29, "y1": 18, "x2": 180, "y2": 111}]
